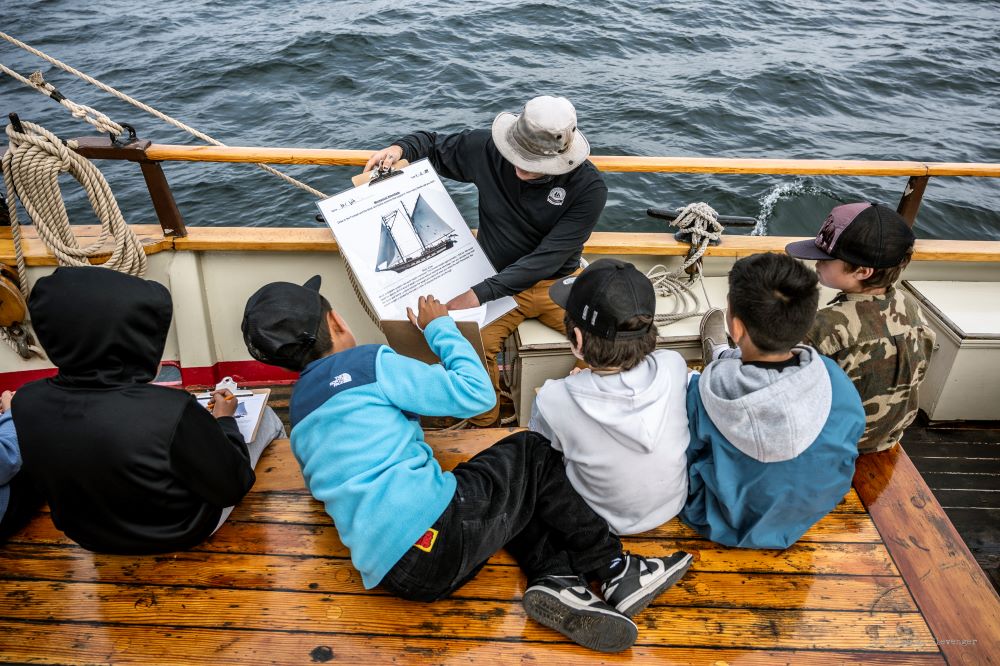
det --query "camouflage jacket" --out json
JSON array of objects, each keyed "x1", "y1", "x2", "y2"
[{"x1": 805, "y1": 287, "x2": 935, "y2": 454}]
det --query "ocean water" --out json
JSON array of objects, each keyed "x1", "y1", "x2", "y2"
[{"x1": 2, "y1": 0, "x2": 999, "y2": 240}]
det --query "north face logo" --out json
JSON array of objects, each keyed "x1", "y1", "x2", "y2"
[
  {"x1": 547, "y1": 187, "x2": 566, "y2": 206},
  {"x1": 329, "y1": 373, "x2": 353, "y2": 388}
]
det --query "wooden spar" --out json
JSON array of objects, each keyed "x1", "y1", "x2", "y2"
[{"x1": 140, "y1": 143, "x2": 1000, "y2": 177}]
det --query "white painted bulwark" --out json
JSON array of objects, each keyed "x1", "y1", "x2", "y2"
[{"x1": 904, "y1": 280, "x2": 1000, "y2": 421}]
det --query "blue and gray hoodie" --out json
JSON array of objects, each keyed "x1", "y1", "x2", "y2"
[
  {"x1": 288, "y1": 317, "x2": 495, "y2": 588},
  {"x1": 681, "y1": 346, "x2": 864, "y2": 549}
]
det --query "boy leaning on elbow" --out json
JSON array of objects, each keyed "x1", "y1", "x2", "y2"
[
  {"x1": 786, "y1": 203, "x2": 936, "y2": 454},
  {"x1": 241, "y1": 277, "x2": 692, "y2": 653}
]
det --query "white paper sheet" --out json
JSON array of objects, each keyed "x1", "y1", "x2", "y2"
[
  {"x1": 316, "y1": 160, "x2": 516, "y2": 326},
  {"x1": 196, "y1": 392, "x2": 268, "y2": 444}
]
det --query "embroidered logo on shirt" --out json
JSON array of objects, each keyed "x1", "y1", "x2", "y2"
[
  {"x1": 329, "y1": 373, "x2": 353, "y2": 388},
  {"x1": 547, "y1": 187, "x2": 566, "y2": 206},
  {"x1": 414, "y1": 528, "x2": 439, "y2": 553}
]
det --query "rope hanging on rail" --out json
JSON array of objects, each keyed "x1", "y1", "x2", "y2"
[
  {"x1": 3, "y1": 119, "x2": 148, "y2": 278},
  {"x1": 645, "y1": 202, "x2": 725, "y2": 324}
]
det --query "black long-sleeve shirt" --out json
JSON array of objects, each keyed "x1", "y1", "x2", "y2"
[{"x1": 395, "y1": 129, "x2": 607, "y2": 303}]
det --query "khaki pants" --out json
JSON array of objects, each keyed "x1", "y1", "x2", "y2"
[{"x1": 470, "y1": 275, "x2": 573, "y2": 426}]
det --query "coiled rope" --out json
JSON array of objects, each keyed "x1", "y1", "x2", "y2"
[
  {"x1": 2, "y1": 120, "x2": 148, "y2": 281},
  {"x1": 645, "y1": 202, "x2": 725, "y2": 324}
]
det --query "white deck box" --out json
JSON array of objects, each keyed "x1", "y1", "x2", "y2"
[{"x1": 903, "y1": 281, "x2": 1000, "y2": 421}]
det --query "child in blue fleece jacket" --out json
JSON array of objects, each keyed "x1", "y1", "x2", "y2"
[
  {"x1": 241, "y1": 277, "x2": 692, "y2": 653},
  {"x1": 683, "y1": 253, "x2": 865, "y2": 549}
]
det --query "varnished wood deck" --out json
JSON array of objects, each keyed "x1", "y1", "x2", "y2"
[{"x1": 2, "y1": 422, "x2": 997, "y2": 664}]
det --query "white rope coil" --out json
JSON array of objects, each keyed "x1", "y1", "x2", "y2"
[
  {"x1": 646, "y1": 202, "x2": 725, "y2": 325},
  {"x1": 2, "y1": 120, "x2": 148, "y2": 287}
]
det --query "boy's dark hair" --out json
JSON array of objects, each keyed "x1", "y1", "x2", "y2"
[
  {"x1": 297, "y1": 296, "x2": 334, "y2": 370},
  {"x1": 728, "y1": 253, "x2": 819, "y2": 353},
  {"x1": 843, "y1": 246, "x2": 913, "y2": 291},
  {"x1": 564, "y1": 312, "x2": 657, "y2": 370}
]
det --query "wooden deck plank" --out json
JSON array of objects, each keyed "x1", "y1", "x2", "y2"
[
  {"x1": 0, "y1": 580, "x2": 937, "y2": 652},
  {"x1": 0, "y1": 620, "x2": 947, "y2": 666},
  {"x1": 8, "y1": 521, "x2": 901, "y2": 576},
  {"x1": 224, "y1": 491, "x2": 881, "y2": 542},
  {"x1": 0, "y1": 545, "x2": 918, "y2": 612},
  {"x1": 855, "y1": 446, "x2": 1000, "y2": 664},
  {"x1": 1, "y1": 430, "x2": 966, "y2": 663},
  {"x1": 251, "y1": 437, "x2": 869, "y2": 513}
]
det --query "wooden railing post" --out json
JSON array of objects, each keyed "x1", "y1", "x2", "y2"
[
  {"x1": 71, "y1": 136, "x2": 187, "y2": 238},
  {"x1": 897, "y1": 175, "x2": 929, "y2": 228}
]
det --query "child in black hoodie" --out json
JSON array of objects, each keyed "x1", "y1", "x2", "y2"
[{"x1": 11, "y1": 267, "x2": 282, "y2": 553}]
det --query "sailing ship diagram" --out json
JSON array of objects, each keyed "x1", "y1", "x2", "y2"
[{"x1": 375, "y1": 194, "x2": 459, "y2": 273}]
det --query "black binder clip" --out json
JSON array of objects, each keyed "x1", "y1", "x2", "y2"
[{"x1": 367, "y1": 163, "x2": 404, "y2": 186}]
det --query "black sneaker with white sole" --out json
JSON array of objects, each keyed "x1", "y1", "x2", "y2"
[
  {"x1": 600, "y1": 551, "x2": 693, "y2": 618},
  {"x1": 522, "y1": 575, "x2": 638, "y2": 653}
]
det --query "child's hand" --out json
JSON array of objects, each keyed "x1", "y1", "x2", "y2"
[
  {"x1": 0, "y1": 390, "x2": 13, "y2": 413},
  {"x1": 209, "y1": 389, "x2": 238, "y2": 418},
  {"x1": 407, "y1": 295, "x2": 449, "y2": 331}
]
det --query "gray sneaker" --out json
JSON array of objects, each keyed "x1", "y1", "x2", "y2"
[
  {"x1": 523, "y1": 575, "x2": 638, "y2": 652},
  {"x1": 601, "y1": 551, "x2": 694, "y2": 618},
  {"x1": 699, "y1": 307, "x2": 731, "y2": 365}
]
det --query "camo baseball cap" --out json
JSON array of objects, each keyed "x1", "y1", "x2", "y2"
[{"x1": 786, "y1": 203, "x2": 916, "y2": 269}]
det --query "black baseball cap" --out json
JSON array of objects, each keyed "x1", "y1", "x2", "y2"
[
  {"x1": 785, "y1": 202, "x2": 916, "y2": 269},
  {"x1": 549, "y1": 258, "x2": 656, "y2": 340},
  {"x1": 242, "y1": 275, "x2": 326, "y2": 371}
]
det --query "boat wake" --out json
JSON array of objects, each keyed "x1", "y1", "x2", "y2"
[{"x1": 752, "y1": 180, "x2": 842, "y2": 236}]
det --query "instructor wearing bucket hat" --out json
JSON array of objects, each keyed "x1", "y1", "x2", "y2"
[{"x1": 366, "y1": 96, "x2": 607, "y2": 426}]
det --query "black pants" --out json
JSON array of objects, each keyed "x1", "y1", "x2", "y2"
[
  {"x1": 0, "y1": 473, "x2": 43, "y2": 542},
  {"x1": 381, "y1": 431, "x2": 622, "y2": 602}
]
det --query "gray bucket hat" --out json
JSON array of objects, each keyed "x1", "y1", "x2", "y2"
[{"x1": 491, "y1": 96, "x2": 591, "y2": 175}]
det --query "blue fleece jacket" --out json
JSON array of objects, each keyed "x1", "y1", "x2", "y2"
[
  {"x1": 288, "y1": 316, "x2": 495, "y2": 588},
  {"x1": 0, "y1": 411, "x2": 21, "y2": 522},
  {"x1": 681, "y1": 347, "x2": 864, "y2": 549}
]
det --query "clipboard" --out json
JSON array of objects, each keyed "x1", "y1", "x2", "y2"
[
  {"x1": 195, "y1": 388, "x2": 271, "y2": 444},
  {"x1": 380, "y1": 319, "x2": 488, "y2": 369}
]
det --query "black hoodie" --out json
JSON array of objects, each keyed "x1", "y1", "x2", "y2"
[{"x1": 13, "y1": 267, "x2": 254, "y2": 553}]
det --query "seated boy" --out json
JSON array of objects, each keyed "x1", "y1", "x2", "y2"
[
  {"x1": 786, "y1": 202, "x2": 936, "y2": 453},
  {"x1": 241, "y1": 277, "x2": 692, "y2": 653},
  {"x1": 529, "y1": 259, "x2": 691, "y2": 535},
  {"x1": 684, "y1": 253, "x2": 865, "y2": 549},
  {"x1": 0, "y1": 390, "x2": 42, "y2": 541},
  {"x1": 12, "y1": 267, "x2": 282, "y2": 553}
]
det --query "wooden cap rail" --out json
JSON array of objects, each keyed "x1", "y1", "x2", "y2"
[
  {"x1": 141, "y1": 144, "x2": 1000, "y2": 177},
  {"x1": 4, "y1": 227, "x2": 1000, "y2": 266}
]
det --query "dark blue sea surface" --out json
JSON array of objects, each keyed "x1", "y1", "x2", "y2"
[{"x1": 3, "y1": 0, "x2": 999, "y2": 239}]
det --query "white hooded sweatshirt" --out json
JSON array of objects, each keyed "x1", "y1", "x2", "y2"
[{"x1": 529, "y1": 349, "x2": 690, "y2": 535}]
